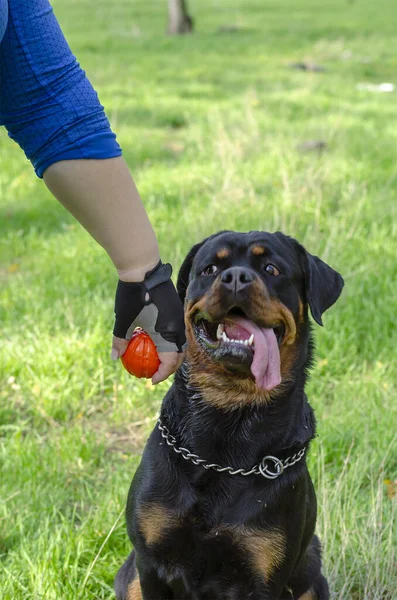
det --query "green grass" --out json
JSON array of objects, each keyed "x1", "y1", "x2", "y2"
[{"x1": 1, "y1": 0, "x2": 396, "y2": 598}]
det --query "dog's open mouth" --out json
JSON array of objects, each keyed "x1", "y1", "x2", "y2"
[{"x1": 193, "y1": 309, "x2": 283, "y2": 391}]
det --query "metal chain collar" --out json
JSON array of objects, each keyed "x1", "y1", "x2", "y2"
[{"x1": 157, "y1": 419, "x2": 306, "y2": 480}]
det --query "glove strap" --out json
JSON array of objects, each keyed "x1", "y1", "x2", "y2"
[{"x1": 142, "y1": 262, "x2": 173, "y2": 300}]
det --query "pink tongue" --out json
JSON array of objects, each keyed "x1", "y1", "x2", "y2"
[{"x1": 224, "y1": 318, "x2": 281, "y2": 391}]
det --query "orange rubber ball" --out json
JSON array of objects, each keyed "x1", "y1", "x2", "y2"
[{"x1": 121, "y1": 329, "x2": 160, "y2": 379}]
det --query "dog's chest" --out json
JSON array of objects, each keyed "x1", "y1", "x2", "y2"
[{"x1": 137, "y1": 495, "x2": 286, "y2": 598}]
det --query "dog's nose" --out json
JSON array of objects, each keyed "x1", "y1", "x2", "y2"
[{"x1": 220, "y1": 267, "x2": 254, "y2": 293}]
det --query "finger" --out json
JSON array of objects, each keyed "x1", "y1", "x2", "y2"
[
  {"x1": 111, "y1": 335, "x2": 129, "y2": 360},
  {"x1": 151, "y1": 351, "x2": 180, "y2": 385},
  {"x1": 151, "y1": 352, "x2": 185, "y2": 384}
]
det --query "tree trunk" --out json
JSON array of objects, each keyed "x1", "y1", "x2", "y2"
[{"x1": 167, "y1": 0, "x2": 193, "y2": 35}]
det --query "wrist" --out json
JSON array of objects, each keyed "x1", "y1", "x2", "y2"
[{"x1": 117, "y1": 257, "x2": 160, "y2": 282}]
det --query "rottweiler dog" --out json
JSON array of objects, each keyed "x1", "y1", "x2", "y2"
[{"x1": 115, "y1": 230, "x2": 344, "y2": 600}]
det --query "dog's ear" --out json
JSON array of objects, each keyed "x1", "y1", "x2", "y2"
[
  {"x1": 177, "y1": 231, "x2": 229, "y2": 303},
  {"x1": 177, "y1": 240, "x2": 207, "y2": 303},
  {"x1": 298, "y1": 245, "x2": 344, "y2": 326}
]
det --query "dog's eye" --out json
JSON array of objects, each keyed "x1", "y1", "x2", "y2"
[
  {"x1": 202, "y1": 264, "x2": 218, "y2": 276},
  {"x1": 265, "y1": 264, "x2": 280, "y2": 276}
]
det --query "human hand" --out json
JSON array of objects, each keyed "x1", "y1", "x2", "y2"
[{"x1": 111, "y1": 262, "x2": 186, "y2": 384}]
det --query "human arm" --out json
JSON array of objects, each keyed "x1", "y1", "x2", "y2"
[{"x1": 43, "y1": 157, "x2": 185, "y2": 383}]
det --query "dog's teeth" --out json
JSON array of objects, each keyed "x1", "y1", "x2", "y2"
[
  {"x1": 216, "y1": 324, "x2": 224, "y2": 339},
  {"x1": 248, "y1": 334, "x2": 254, "y2": 346},
  {"x1": 244, "y1": 339, "x2": 249, "y2": 346},
  {"x1": 222, "y1": 332, "x2": 228, "y2": 342}
]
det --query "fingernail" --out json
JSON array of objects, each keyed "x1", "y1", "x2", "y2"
[{"x1": 111, "y1": 349, "x2": 119, "y2": 361}]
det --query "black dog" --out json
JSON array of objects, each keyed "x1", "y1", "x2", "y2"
[{"x1": 115, "y1": 230, "x2": 344, "y2": 600}]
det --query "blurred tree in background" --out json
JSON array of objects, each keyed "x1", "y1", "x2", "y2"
[{"x1": 168, "y1": 0, "x2": 193, "y2": 34}]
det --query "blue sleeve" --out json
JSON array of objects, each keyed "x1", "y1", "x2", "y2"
[
  {"x1": 0, "y1": 0, "x2": 122, "y2": 178},
  {"x1": 0, "y1": 0, "x2": 7, "y2": 42}
]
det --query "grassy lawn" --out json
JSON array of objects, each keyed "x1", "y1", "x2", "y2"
[{"x1": 1, "y1": 0, "x2": 396, "y2": 598}]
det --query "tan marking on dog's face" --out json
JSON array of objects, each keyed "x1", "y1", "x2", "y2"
[
  {"x1": 185, "y1": 294, "x2": 270, "y2": 409},
  {"x1": 184, "y1": 279, "x2": 300, "y2": 409},
  {"x1": 247, "y1": 279, "x2": 297, "y2": 346},
  {"x1": 126, "y1": 576, "x2": 143, "y2": 600},
  {"x1": 138, "y1": 503, "x2": 178, "y2": 546},
  {"x1": 251, "y1": 245, "x2": 265, "y2": 256},
  {"x1": 191, "y1": 371, "x2": 272, "y2": 410},
  {"x1": 208, "y1": 526, "x2": 285, "y2": 581},
  {"x1": 216, "y1": 248, "x2": 230, "y2": 259},
  {"x1": 298, "y1": 299, "x2": 305, "y2": 324},
  {"x1": 188, "y1": 278, "x2": 297, "y2": 347},
  {"x1": 297, "y1": 590, "x2": 316, "y2": 600}
]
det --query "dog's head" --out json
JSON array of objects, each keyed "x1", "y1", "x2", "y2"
[{"x1": 177, "y1": 231, "x2": 344, "y2": 408}]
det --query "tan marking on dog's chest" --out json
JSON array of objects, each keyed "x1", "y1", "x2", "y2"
[
  {"x1": 138, "y1": 503, "x2": 179, "y2": 545},
  {"x1": 209, "y1": 525, "x2": 285, "y2": 581},
  {"x1": 126, "y1": 576, "x2": 143, "y2": 600},
  {"x1": 297, "y1": 589, "x2": 316, "y2": 600},
  {"x1": 240, "y1": 528, "x2": 285, "y2": 581}
]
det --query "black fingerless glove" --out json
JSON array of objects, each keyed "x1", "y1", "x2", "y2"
[{"x1": 114, "y1": 261, "x2": 186, "y2": 353}]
